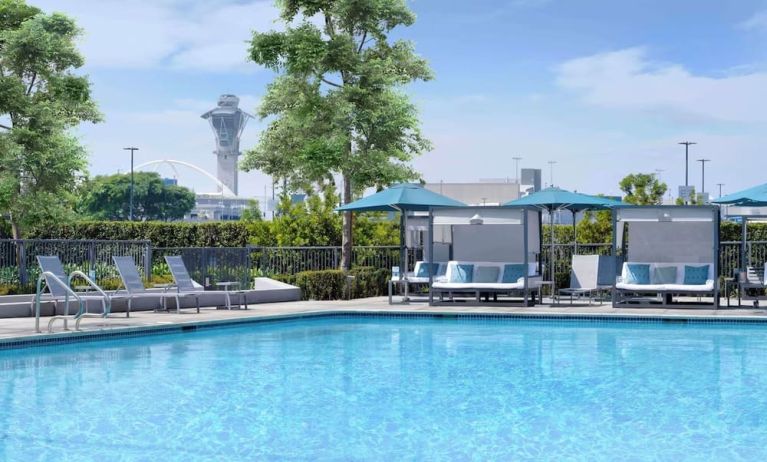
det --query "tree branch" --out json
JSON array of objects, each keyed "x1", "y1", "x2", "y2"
[
  {"x1": 320, "y1": 77, "x2": 343, "y2": 88},
  {"x1": 0, "y1": 123, "x2": 11, "y2": 130},
  {"x1": 26, "y1": 72, "x2": 36, "y2": 96},
  {"x1": 357, "y1": 31, "x2": 367, "y2": 54}
]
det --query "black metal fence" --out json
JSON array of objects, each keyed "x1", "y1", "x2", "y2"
[{"x1": 1, "y1": 239, "x2": 765, "y2": 291}]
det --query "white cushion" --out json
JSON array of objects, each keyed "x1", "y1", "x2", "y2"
[{"x1": 617, "y1": 262, "x2": 715, "y2": 292}]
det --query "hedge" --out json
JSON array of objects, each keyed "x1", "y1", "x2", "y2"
[
  {"x1": 30, "y1": 221, "x2": 250, "y2": 248},
  {"x1": 291, "y1": 267, "x2": 390, "y2": 301}
]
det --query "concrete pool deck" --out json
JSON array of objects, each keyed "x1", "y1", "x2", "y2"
[{"x1": 1, "y1": 296, "x2": 767, "y2": 346}]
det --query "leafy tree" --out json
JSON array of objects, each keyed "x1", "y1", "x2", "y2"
[
  {"x1": 240, "y1": 199, "x2": 264, "y2": 222},
  {"x1": 0, "y1": 1, "x2": 101, "y2": 238},
  {"x1": 619, "y1": 173, "x2": 667, "y2": 205},
  {"x1": 243, "y1": 0, "x2": 432, "y2": 269},
  {"x1": 78, "y1": 172, "x2": 196, "y2": 221},
  {"x1": 675, "y1": 187, "x2": 702, "y2": 205},
  {"x1": 576, "y1": 210, "x2": 612, "y2": 243}
]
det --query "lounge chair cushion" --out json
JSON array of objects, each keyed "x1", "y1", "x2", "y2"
[
  {"x1": 415, "y1": 262, "x2": 440, "y2": 278},
  {"x1": 654, "y1": 266, "x2": 677, "y2": 285},
  {"x1": 625, "y1": 264, "x2": 650, "y2": 285},
  {"x1": 475, "y1": 266, "x2": 500, "y2": 283},
  {"x1": 449, "y1": 264, "x2": 474, "y2": 283},
  {"x1": 683, "y1": 265, "x2": 709, "y2": 285},
  {"x1": 502, "y1": 264, "x2": 527, "y2": 283}
]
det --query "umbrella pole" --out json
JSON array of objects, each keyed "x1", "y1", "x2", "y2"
[
  {"x1": 572, "y1": 210, "x2": 577, "y2": 255},
  {"x1": 399, "y1": 211, "x2": 407, "y2": 280},
  {"x1": 741, "y1": 218, "x2": 747, "y2": 274},
  {"x1": 551, "y1": 207, "x2": 555, "y2": 293}
]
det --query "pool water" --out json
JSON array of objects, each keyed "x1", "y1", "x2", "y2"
[{"x1": 2, "y1": 316, "x2": 767, "y2": 461}]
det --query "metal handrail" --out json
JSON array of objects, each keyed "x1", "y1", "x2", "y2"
[
  {"x1": 34, "y1": 271, "x2": 84, "y2": 333},
  {"x1": 68, "y1": 270, "x2": 112, "y2": 330}
]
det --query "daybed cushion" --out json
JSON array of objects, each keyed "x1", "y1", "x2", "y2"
[
  {"x1": 450, "y1": 264, "x2": 474, "y2": 283},
  {"x1": 416, "y1": 262, "x2": 440, "y2": 278},
  {"x1": 502, "y1": 264, "x2": 527, "y2": 283},
  {"x1": 475, "y1": 266, "x2": 500, "y2": 283},
  {"x1": 683, "y1": 265, "x2": 709, "y2": 285},
  {"x1": 616, "y1": 262, "x2": 715, "y2": 293},
  {"x1": 654, "y1": 266, "x2": 677, "y2": 284},
  {"x1": 625, "y1": 264, "x2": 650, "y2": 285}
]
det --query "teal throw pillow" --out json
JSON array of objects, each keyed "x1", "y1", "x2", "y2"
[
  {"x1": 625, "y1": 264, "x2": 650, "y2": 285},
  {"x1": 450, "y1": 264, "x2": 474, "y2": 283},
  {"x1": 502, "y1": 264, "x2": 527, "y2": 283},
  {"x1": 654, "y1": 266, "x2": 677, "y2": 285},
  {"x1": 475, "y1": 266, "x2": 500, "y2": 283},
  {"x1": 416, "y1": 263, "x2": 440, "y2": 278},
  {"x1": 684, "y1": 265, "x2": 709, "y2": 285}
]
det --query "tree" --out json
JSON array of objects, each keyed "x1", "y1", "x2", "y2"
[
  {"x1": 240, "y1": 199, "x2": 263, "y2": 222},
  {"x1": 78, "y1": 172, "x2": 196, "y2": 221},
  {"x1": 0, "y1": 2, "x2": 101, "y2": 238},
  {"x1": 243, "y1": 0, "x2": 432, "y2": 269},
  {"x1": 619, "y1": 173, "x2": 667, "y2": 205}
]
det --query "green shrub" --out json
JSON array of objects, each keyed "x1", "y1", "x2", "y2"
[
  {"x1": 295, "y1": 270, "x2": 347, "y2": 300},
  {"x1": 349, "y1": 267, "x2": 389, "y2": 299}
]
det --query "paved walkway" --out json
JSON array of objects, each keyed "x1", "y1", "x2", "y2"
[{"x1": 1, "y1": 297, "x2": 766, "y2": 345}]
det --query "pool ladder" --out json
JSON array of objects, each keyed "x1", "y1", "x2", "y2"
[{"x1": 33, "y1": 271, "x2": 112, "y2": 333}]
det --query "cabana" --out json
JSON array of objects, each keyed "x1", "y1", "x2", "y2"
[
  {"x1": 336, "y1": 184, "x2": 465, "y2": 303},
  {"x1": 612, "y1": 205, "x2": 720, "y2": 308},
  {"x1": 428, "y1": 206, "x2": 543, "y2": 306}
]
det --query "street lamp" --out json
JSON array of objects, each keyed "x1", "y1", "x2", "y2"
[
  {"x1": 697, "y1": 158, "x2": 710, "y2": 202},
  {"x1": 123, "y1": 147, "x2": 139, "y2": 220},
  {"x1": 716, "y1": 183, "x2": 724, "y2": 198},
  {"x1": 547, "y1": 160, "x2": 557, "y2": 187},
  {"x1": 512, "y1": 156, "x2": 522, "y2": 183},
  {"x1": 678, "y1": 141, "x2": 696, "y2": 188}
]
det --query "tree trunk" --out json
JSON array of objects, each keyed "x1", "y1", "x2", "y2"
[
  {"x1": 10, "y1": 218, "x2": 21, "y2": 240},
  {"x1": 340, "y1": 174, "x2": 353, "y2": 270}
]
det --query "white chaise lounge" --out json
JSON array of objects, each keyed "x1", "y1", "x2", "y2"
[
  {"x1": 614, "y1": 262, "x2": 716, "y2": 307},
  {"x1": 431, "y1": 261, "x2": 541, "y2": 305}
]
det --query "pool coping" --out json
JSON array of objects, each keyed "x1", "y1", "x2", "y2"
[{"x1": 4, "y1": 307, "x2": 767, "y2": 350}]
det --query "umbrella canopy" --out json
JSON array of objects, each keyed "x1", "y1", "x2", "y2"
[
  {"x1": 336, "y1": 183, "x2": 466, "y2": 212},
  {"x1": 503, "y1": 187, "x2": 621, "y2": 211},
  {"x1": 713, "y1": 182, "x2": 767, "y2": 207}
]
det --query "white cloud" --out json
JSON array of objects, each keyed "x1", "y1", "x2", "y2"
[
  {"x1": 36, "y1": 0, "x2": 283, "y2": 72},
  {"x1": 556, "y1": 47, "x2": 767, "y2": 123},
  {"x1": 740, "y1": 10, "x2": 767, "y2": 31}
]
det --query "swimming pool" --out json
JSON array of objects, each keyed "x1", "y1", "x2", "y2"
[{"x1": 1, "y1": 315, "x2": 767, "y2": 461}]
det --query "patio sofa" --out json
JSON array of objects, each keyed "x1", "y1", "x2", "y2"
[
  {"x1": 614, "y1": 262, "x2": 716, "y2": 307},
  {"x1": 431, "y1": 261, "x2": 541, "y2": 305}
]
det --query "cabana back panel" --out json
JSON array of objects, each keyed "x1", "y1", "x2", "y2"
[{"x1": 628, "y1": 222, "x2": 715, "y2": 264}]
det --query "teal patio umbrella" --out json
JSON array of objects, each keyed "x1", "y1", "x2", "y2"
[
  {"x1": 337, "y1": 184, "x2": 466, "y2": 275},
  {"x1": 504, "y1": 187, "x2": 622, "y2": 286},
  {"x1": 713, "y1": 182, "x2": 767, "y2": 272}
]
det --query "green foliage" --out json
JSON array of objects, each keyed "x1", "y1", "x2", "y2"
[
  {"x1": 30, "y1": 221, "x2": 251, "y2": 247},
  {"x1": 576, "y1": 210, "x2": 613, "y2": 243},
  {"x1": 293, "y1": 267, "x2": 390, "y2": 300},
  {"x1": 77, "y1": 172, "x2": 196, "y2": 221},
  {"x1": 619, "y1": 173, "x2": 667, "y2": 205},
  {"x1": 240, "y1": 199, "x2": 263, "y2": 222},
  {"x1": 0, "y1": 3, "x2": 101, "y2": 237}
]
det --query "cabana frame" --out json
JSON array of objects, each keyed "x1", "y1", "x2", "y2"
[
  {"x1": 611, "y1": 205, "x2": 720, "y2": 309},
  {"x1": 427, "y1": 206, "x2": 543, "y2": 307}
]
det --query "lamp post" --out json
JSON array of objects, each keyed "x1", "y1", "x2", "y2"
[
  {"x1": 123, "y1": 147, "x2": 139, "y2": 220},
  {"x1": 548, "y1": 160, "x2": 556, "y2": 187},
  {"x1": 512, "y1": 156, "x2": 522, "y2": 183},
  {"x1": 678, "y1": 141, "x2": 696, "y2": 188},
  {"x1": 717, "y1": 183, "x2": 724, "y2": 198},
  {"x1": 697, "y1": 158, "x2": 710, "y2": 203}
]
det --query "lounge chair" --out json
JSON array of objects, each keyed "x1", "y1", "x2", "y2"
[
  {"x1": 33, "y1": 256, "x2": 112, "y2": 332},
  {"x1": 164, "y1": 256, "x2": 247, "y2": 310},
  {"x1": 556, "y1": 255, "x2": 611, "y2": 305},
  {"x1": 737, "y1": 263, "x2": 767, "y2": 306},
  {"x1": 113, "y1": 256, "x2": 197, "y2": 315},
  {"x1": 431, "y1": 261, "x2": 541, "y2": 305},
  {"x1": 614, "y1": 262, "x2": 716, "y2": 307}
]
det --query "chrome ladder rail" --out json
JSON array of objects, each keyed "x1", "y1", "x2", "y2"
[
  {"x1": 68, "y1": 271, "x2": 113, "y2": 330},
  {"x1": 33, "y1": 272, "x2": 85, "y2": 333}
]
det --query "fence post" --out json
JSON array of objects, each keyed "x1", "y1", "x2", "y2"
[
  {"x1": 18, "y1": 240, "x2": 27, "y2": 287},
  {"x1": 245, "y1": 246, "x2": 253, "y2": 287},
  {"x1": 333, "y1": 247, "x2": 340, "y2": 269},
  {"x1": 88, "y1": 241, "x2": 96, "y2": 274},
  {"x1": 144, "y1": 243, "x2": 152, "y2": 282},
  {"x1": 202, "y1": 247, "x2": 209, "y2": 288}
]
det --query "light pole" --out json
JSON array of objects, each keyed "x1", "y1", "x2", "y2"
[
  {"x1": 716, "y1": 183, "x2": 724, "y2": 198},
  {"x1": 697, "y1": 158, "x2": 710, "y2": 202},
  {"x1": 512, "y1": 156, "x2": 522, "y2": 183},
  {"x1": 548, "y1": 160, "x2": 556, "y2": 187},
  {"x1": 123, "y1": 147, "x2": 139, "y2": 220},
  {"x1": 678, "y1": 141, "x2": 696, "y2": 188}
]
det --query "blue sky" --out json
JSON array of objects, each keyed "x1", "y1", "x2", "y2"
[{"x1": 35, "y1": 0, "x2": 767, "y2": 200}]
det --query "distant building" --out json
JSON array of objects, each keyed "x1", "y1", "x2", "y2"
[
  {"x1": 520, "y1": 168, "x2": 542, "y2": 193},
  {"x1": 201, "y1": 95, "x2": 253, "y2": 196},
  {"x1": 424, "y1": 179, "x2": 521, "y2": 205},
  {"x1": 188, "y1": 194, "x2": 251, "y2": 221},
  {"x1": 162, "y1": 177, "x2": 178, "y2": 186}
]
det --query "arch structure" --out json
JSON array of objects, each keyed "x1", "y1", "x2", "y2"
[{"x1": 135, "y1": 159, "x2": 236, "y2": 197}]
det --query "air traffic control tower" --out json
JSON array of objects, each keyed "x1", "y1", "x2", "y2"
[{"x1": 201, "y1": 95, "x2": 253, "y2": 196}]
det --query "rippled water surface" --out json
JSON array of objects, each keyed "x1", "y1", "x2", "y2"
[{"x1": 2, "y1": 316, "x2": 767, "y2": 461}]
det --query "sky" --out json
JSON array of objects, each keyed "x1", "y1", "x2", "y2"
[{"x1": 34, "y1": 0, "x2": 767, "y2": 201}]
